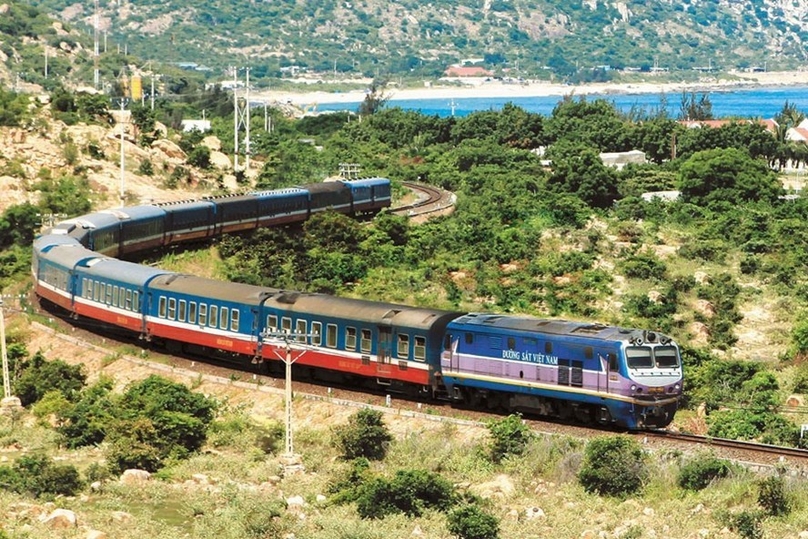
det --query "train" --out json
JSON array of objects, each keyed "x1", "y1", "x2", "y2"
[{"x1": 31, "y1": 177, "x2": 683, "y2": 430}]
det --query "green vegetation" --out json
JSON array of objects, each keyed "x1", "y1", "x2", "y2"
[
  {"x1": 332, "y1": 408, "x2": 393, "y2": 461},
  {"x1": 577, "y1": 436, "x2": 647, "y2": 498}
]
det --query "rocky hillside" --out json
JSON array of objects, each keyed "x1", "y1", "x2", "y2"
[{"x1": 6, "y1": 0, "x2": 808, "y2": 86}]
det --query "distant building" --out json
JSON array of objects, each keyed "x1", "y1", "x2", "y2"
[
  {"x1": 679, "y1": 119, "x2": 778, "y2": 134},
  {"x1": 443, "y1": 66, "x2": 493, "y2": 77},
  {"x1": 181, "y1": 120, "x2": 211, "y2": 133},
  {"x1": 600, "y1": 150, "x2": 646, "y2": 170},
  {"x1": 641, "y1": 191, "x2": 681, "y2": 202}
]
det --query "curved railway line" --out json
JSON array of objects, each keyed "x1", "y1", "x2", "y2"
[{"x1": 391, "y1": 182, "x2": 456, "y2": 219}]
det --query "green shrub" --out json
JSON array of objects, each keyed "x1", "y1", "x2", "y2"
[
  {"x1": 720, "y1": 510, "x2": 764, "y2": 539},
  {"x1": 758, "y1": 475, "x2": 790, "y2": 517},
  {"x1": 0, "y1": 454, "x2": 84, "y2": 498},
  {"x1": 13, "y1": 352, "x2": 87, "y2": 406},
  {"x1": 138, "y1": 159, "x2": 154, "y2": 176},
  {"x1": 447, "y1": 504, "x2": 500, "y2": 539},
  {"x1": 620, "y1": 251, "x2": 667, "y2": 280},
  {"x1": 332, "y1": 408, "x2": 392, "y2": 461},
  {"x1": 356, "y1": 468, "x2": 455, "y2": 519},
  {"x1": 677, "y1": 454, "x2": 732, "y2": 490},
  {"x1": 577, "y1": 436, "x2": 647, "y2": 498},
  {"x1": 486, "y1": 414, "x2": 533, "y2": 463}
]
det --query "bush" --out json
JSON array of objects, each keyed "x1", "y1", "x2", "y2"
[
  {"x1": 758, "y1": 474, "x2": 790, "y2": 517},
  {"x1": 333, "y1": 408, "x2": 393, "y2": 461},
  {"x1": 0, "y1": 454, "x2": 84, "y2": 498},
  {"x1": 677, "y1": 454, "x2": 732, "y2": 490},
  {"x1": 447, "y1": 504, "x2": 500, "y2": 539},
  {"x1": 486, "y1": 414, "x2": 533, "y2": 463},
  {"x1": 720, "y1": 510, "x2": 764, "y2": 539},
  {"x1": 13, "y1": 352, "x2": 87, "y2": 406},
  {"x1": 356, "y1": 469, "x2": 455, "y2": 519},
  {"x1": 577, "y1": 436, "x2": 647, "y2": 498}
]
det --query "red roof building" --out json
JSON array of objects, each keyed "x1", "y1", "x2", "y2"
[{"x1": 443, "y1": 66, "x2": 493, "y2": 77}]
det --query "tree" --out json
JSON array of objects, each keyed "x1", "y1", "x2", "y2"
[
  {"x1": 545, "y1": 142, "x2": 620, "y2": 208},
  {"x1": 13, "y1": 352, "x2": 87, "y2": 406},
  {"x1": 678, "y1": 148, "x2": 782, "y2": 207},
  {"x1": 357, "y1": 78, "x2": 390, "y2": 116},
  {"x1": 678, "y1": 91, "x2": 713, "y2": 121},
  {"x1": 356, "y1": 469, "x2": 456, "y2": 519},
  {"x1": 577, "y1": 436, "x2": 648, "y2": 498},
  {"x1": 332, "y1": 408, "x2": 393, "y2": 461}
]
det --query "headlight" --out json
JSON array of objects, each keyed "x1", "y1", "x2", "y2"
[{"x1": 631, "y1": 384, "x2": 637, "y2": 391}]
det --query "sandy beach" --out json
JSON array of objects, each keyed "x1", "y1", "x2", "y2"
[{"x1": 259, "y1": 70, "x2": 808, "y2": 107}]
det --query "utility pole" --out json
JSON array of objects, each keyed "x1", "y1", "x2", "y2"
[
  {"x1": 245, "y1": 68, "x2": 251, "y2": 172},
  {"x1": 1, "y1": 296, "x2": 22, "y2": 408},
  {"x1": 233, "y1": 67, "x2": 239, "y2": 172},
  {"x1": 119, "y1": 98, "x2": 128, "y2": 207},
  {"x1": 260, "y1": 330, "x2": 317, "y2": 462}
]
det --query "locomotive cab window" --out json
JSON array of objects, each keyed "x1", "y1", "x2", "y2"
[
  {"x1": 345, "y1": 327, "x2": 356, "y2": 350},
  {"x1": 465, "y1": 333, "x2": 473, "y2": 344},
  {"x1": 444, "y1": 334, "x2": 452, "y2": 350},
  {"x1": 397, "y1": 334, "x2": 409, "y2": 359},
  {"x1": 608, "y1": 353, "x2": 618, "y2": 371},
  {"x1": 230, "y1": 310, "x2": 239, "y2": 332},
  {"x1": 199, "y1": 304, "x2": 208, "y2": 326},
  {"x1": 626, "y1": 347, "x2": 653, "y2": 369},
  {"x1": 654, "y1": 346, "x2": 679, "y2": 368},
  {"x1": 584, "y1": 346, "x2": 593, "y2": 359},
  {"x1": 414, "y1": 336, "x2": 426, "y2": 361},
  {"x1": 361, "y1": 329, "x2": 372, "y2": 352},
  {"x1": 159, "y1": 296, "x2": 167, "y2": 318}
]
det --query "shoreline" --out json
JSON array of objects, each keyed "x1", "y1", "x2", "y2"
[{"x1": 258, "y1": 70, "x2": 808, "y2": 107}]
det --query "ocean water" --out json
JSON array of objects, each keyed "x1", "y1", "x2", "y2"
[{"x1": 316, "y1": 85, "x2": 808, "y2": 119}]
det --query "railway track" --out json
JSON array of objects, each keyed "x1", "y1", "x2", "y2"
[{"x1": 392, "y1": 181, "x2": 455, "y2": 219}]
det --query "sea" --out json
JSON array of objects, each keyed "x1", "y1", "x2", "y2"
[{"x1": 315, "y1": 85, "x2": 808, "y2": 119}]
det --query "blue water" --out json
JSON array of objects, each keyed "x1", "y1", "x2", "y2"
[{"x1": 316, "y1": 86, "x2": 808, "y2": 119}]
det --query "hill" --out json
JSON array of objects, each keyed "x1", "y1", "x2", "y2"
[{"x1": 4, "y1": 0, "x2": 808, "y2": 90}]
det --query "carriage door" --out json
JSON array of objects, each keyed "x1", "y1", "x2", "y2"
[{"x1": 377, "y1": 325, "x2": 393, "y2": 379}]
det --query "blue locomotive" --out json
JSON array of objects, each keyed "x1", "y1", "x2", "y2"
[{"x1": 32, "y1": 177, "x2": 682, "y2": 429}]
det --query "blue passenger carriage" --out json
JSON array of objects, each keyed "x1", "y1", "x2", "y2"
[
  {"x1": 341, "y1": 177, "x2": 393, "y2": 215},
  {"x1": 204, "y1": 194, "x2": 260, "y2": 235},
  {"x1": 305, "y1": 181, "x2": 352, "y2": 215},
  {"x1": 253, "y1": 188, "x2": 310, "y2": 227},
  {"x1": 156, "y1": 200, "x2": 216, "y2": 245},
  {"x1": 73, "y1": 211, "x2": 125, "y2": 256},
  {"x1": 32, "y1": 237, "x2": 92, "y2": 311},
  {"x1": 73, "y1": 258, "x2": 169, "y2": 333},
  {"x1": 145, "y1": 274, "x2": 271, "y2": 357},
  {"x1": 258, "y1": 291, "x2": 460, "y2": 391},
  {"x1": 116, "y1": 206, "x2": 167, "y2": 256},
  {"x1": 440, "y1": 314, "x2": 682, "y2": 429}
]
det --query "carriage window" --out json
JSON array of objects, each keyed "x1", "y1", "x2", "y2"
[
  {"x1": 113, "y1": 286, "x2": 119, "y2": 306},
  {"x1": 507, "y1": 337, "x2": 516, "y2": 350},
  {"x1": 545, "y1": 342, "x2": 553, "y2": 354},
  {"x1": 125, "y1": 290, "x2": 132, "y2": 310},
  {"x1": 414, "y1": 336, "x2": 426, "y2": 361},
  {"x1": 312, "y1": 322, "x2": 322, "y2": 346},
  {"x1": 326, "y1": 324, "x2": 337, "y2": 348},
  {"x1": 397, "y1": 334, "x2": 409, "y2": 359},
  {"x1": 361, "y1": 329, "x2": 372, "y2": 352},
  {"x1": 231, "y1": 310, "x2": 239, "y2": 332},
  {"x1": 189, "y1": 302, "x2": 197, "y2": 324},
  {"x1": 654, "y1": 346, "x2": 679, "y2": 368},
  {"x1": 209, "y1": 305, "x2": 218, "y2": 328},
  {"x1": 159, "y1": 296, "x2": 167, "y2": 318},
  {"x1": 168, "y1": 298, "x2": 176, "y2": 320},
  {"x1": 82, "y1": 279, "x2": 89, "y2": 298},
  {"x1": 626, "y1": 347, "x2": 653, "y2": 369},
  {"x1": 282, "y1": 317, "x2": 292, "y2": 334},
  {"x1": 345, "y1": 327, "x2": 356, "y2": 350},
  {"x1": 465, "y1": 333, "x2": 474, "y2": 344},
  {"x1": 94, "y1": 281, "x2": 101, "y2": 302},
  {"x1": 177, "y1": 300, "x2": 185, "y2": 322},
  {"x1": 267, "y1": 315, "x2": 278, "y2": 332},
  {"x1": 199, "y1": 304, "x2": 208, "y2": 326},
  {"x1": 219, "y1": 307, "x2": 228, "y2": 330},
  {"x1": 584, "y1": 346, "x2": 593, "y2": 359},
  {"x1": 133, "y1": 292, "x2": 140, "y2": 312},
  {"x1": 296, "y1": 320, "x2": 307, "y2": 343},
  {"x1": 106, "y1": 284, "x2": 112, "y2": 304}
]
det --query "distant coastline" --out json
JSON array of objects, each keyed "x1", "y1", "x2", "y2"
[{"x1": 258, "y1": 70, "x2": 808, "y2": 107}]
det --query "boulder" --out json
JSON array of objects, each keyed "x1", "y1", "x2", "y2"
[
  {"x1": 120, "y1": 469, "x2": 151, "y2": 484},
  {"x1": 40, "y1": 508, "x2": 77, "y2": 529}
]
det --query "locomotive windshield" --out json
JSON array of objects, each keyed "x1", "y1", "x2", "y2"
[
  {"x1": 626, "y1": 346, "x2": 680, "y2": 369},
  {"x1": 654, "y1": 346, "x2": 679, "y2": 368}
]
